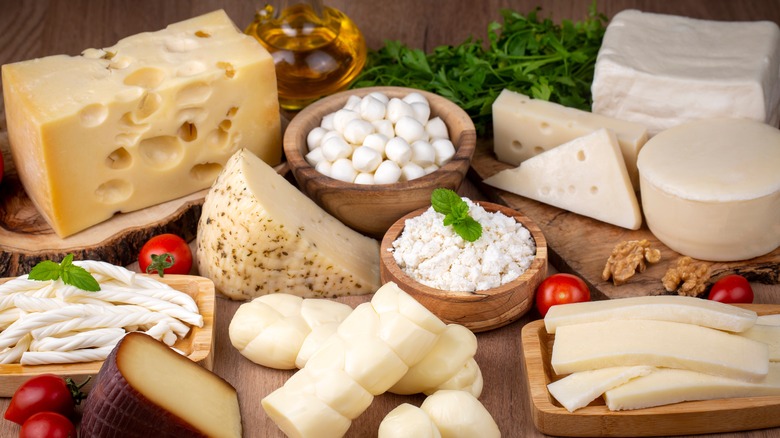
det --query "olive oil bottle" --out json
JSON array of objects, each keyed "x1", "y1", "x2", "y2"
[{"x1": 246, "y1": 1, "x2": 367, "y2": 110}]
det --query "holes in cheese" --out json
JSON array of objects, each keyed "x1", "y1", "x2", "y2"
[
  {"x1": 95, "y1": 179, "x2": 133, "y2": 204},
  {"x1": 139, "y1": 136, "x2": 183, "y2": 169},
  {"x1": 189, "y1": 162, "x2": 222, "y2": 182},
  {"x1": 123, "y1": 67, "x2": 166, "y2": 89},
  {"x1": 178, "y1": 121, "x2": 198, "y2": 142},
  {"x1": 105, "y1": 147, "x2": 132, "y2": 170},
  {"x1": 79, "y1": 103, "x2": 109, "y2": 127},
  {"x1": 80, "y1": 332, "x2": 241, "y2": 438}
]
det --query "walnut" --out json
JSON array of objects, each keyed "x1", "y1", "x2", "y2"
[
  {"x1": 662, "y1": 256, "x2": 711, "y2": 296},
  {"x1": 602, "y1": 239, "x2": 662, "y2": 286}
]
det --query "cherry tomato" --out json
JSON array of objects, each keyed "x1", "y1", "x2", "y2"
[
  {"x1": 138, "y1": 233, "x2": 193, "y2": 276},
  {"x1": 4, "y1": 375, "x2": 79, "y2": 425},
  {"x1": 708, "y1": 274, "x2": 754, "y2": 304},
  {"x1": 19, "y1": 412, "x2": 76, "y2": 438},
  {"x1": 535, "y1": 273, "x2": 591, "y2": 317}
]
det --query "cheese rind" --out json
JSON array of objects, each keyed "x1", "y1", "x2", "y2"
[
  {"x1": 491, "y1": 89, "x2": 648, "y2": 189},
  {"x1": 547, "y1": 366, "x2": 654, "y2": 412},
  {"x1": 1, "y1": 10, "x2": 281, "y2": 237},
  {"x1": 544, "y1": 295, "x2": 758, "y2": 334},
  {"x1": 592, "y1": 9, "x2": 780, "y2": 135},
  {"x1": 196, "y1": 149, "x2": 381, "y2": 299},
  {"x1": 484, "y1": 128, "x2": 642, "y2": 229},
  {"x1": 551, "y1": 319, "x2": 769, "y2": 382}
]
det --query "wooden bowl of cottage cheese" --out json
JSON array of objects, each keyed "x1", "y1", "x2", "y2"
[{"x1": 380, "y1": 200, "x2": 547, "y2": 332}]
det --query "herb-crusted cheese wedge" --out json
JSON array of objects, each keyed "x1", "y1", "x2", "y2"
[{"x1": 196, "y1": 149, "x2": 381, "y2": 299}]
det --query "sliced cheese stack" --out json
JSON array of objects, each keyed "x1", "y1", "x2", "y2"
[
  {"x1": 484, "y1": 128, "x2": 642, "y2": 230},
  {"x1": 1, "y1": 10, "x2": 281, "y2": 237},
  {"x1": 262, "y1": 282, "x2": 448, "y2": 438},
  {"x1": 196, "y1": 148, "x2": 381, "y2": 299},
  {"x1": 592, "y1": 9, "x2": 780, "y2": 135},
  {"x1": 80, "y1": 332, "x2": 241, "y2": 437},
  {"x1": 637, "y1": 117, "x2": 780, "y2": 261}
]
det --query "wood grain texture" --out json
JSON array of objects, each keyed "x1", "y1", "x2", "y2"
[{"x1": 379, "y1": 201, "x2": 547, "y2": 332}]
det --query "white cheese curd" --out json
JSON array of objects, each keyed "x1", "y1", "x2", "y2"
[
  {"x1": 391, "y1": 199, "x2": 536, "y2": 292},
  {"x1": 306, "y1": 126, "x2": 328, "y2": 150}
]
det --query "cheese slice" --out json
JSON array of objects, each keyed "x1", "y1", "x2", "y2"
[
  {"x1": 547, "y1": 366, "x2": 655, "y2": 412},
  {"x1": 604, "y1": 363, "x2": 780, "y2": 411},
  {"x1": 739, "y1": 324, "x2": 780, "y2": 361},
  {"x1": 80, "y1": 332, "x2": 241, "y2": 437},
  {"x1": 196, "y1": 149, "x2": 381, "y2": 299},
  {"x1": 1, "y1": 10, "x2": 281, "y2": 237},
  {"x1": 492, "y1": 89, "x2": 648, "y2": 189},
  {"x1": 551, "y1": 319, "x2": 769, "y2": 382},
  {"x1": 544, "y1": 295, "x2": 758, "y2": 334},
  {"x1": 592, "y1": 9, "x2": 780, "y2": 135},
  {"x1": 484, "y1": 128, "x2": 642, "y2": 229}
]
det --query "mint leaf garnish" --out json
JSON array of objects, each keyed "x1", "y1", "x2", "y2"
[
  {"x1": 431, "y1": 188, "x2": 483, "y2": 242},
  {"x1": 28, "y1": 254, "x2": 101, "y2": 292}
]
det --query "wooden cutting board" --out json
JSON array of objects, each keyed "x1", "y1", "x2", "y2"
[{"x1": 469, "y1": 139, "x2": 780, "y2": 300}]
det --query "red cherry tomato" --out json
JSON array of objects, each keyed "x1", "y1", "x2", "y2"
[
  {"x1": 535, "y1": 273, "x2": 591, "y2": 317},
  {"x1": 138, "y1": 233, "x2": 193, "y2": 276},
  {"x1": 4, "y1": 375, "x2": 77, "y2": 425},
  {"x1": 708, "y1": 274, "x2": 754, "y2": 304},
  {"x1": 19, "y1": 412, "x2": 76, "y2": 438}
]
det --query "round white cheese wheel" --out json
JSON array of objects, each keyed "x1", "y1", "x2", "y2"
[{"x1": 637, "y1": 118, "x2": 780, "y2": 261}]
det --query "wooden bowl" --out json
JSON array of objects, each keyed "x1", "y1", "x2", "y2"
[
  {"x1": 380, "y1": 201, "x2": 548, "y2": 332},
  {"x1": 284, "y1": 86, "x2": 476, "y2": 238}
]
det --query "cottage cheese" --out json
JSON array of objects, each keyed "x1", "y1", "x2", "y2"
[{"x1": 390, "y1": 199, "x2": 536, "y2": 292}]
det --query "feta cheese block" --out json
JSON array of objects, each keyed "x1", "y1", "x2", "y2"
[
  {"x1": 637, "y1": 118, "x2": 780, "y2": 261},
  {"x1": 492, "y1": 89, "x2": 648, "y2": 189},
  {"x1": 1, "y1": 10, "x2": 281, "y2": 237},
  {"x1": 484, "y1": 128, "x2": 642, "y2": 229},
  {"x1": 551, "y1": 319, "x2": 769, "y2": 382},
  {"x1": 196, "y1": 149, "x2": 381, "y2": 299},
  {"x1": 547, "y1": 366, "x2": 655, "y2": 412},
  {"x1": 80, "y1": 332, "x2": 241, "y2": 438},
  {"x1": 591, "y1": 9, "x2": 780, "y2": 135},
  {"x1": 604, "y1": 363, "x2": 780, "y2": 411},
  {"x1": 544, "y1": 295, "x2": 758, "y2": 334}
]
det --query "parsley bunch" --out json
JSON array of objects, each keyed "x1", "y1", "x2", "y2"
[{"x1": 351, "y1": 3, "x2": 607, "y2": 135}]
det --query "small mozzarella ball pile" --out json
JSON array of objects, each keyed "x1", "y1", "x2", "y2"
[{"x1": 305, "y1": 91, "x2": 456, "y2": 184}]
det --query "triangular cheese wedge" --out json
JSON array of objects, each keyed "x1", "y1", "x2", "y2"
[{"x1": 483, "y1": 129, "x2": 642, "y2": 230}]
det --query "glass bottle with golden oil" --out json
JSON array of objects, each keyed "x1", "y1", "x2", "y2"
[{"x1": 246, "y1": 0, "x2": 367, "y2": 111}]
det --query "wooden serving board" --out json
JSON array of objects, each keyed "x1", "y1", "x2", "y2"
[
  {"x1": 469, "y1": 139, "x2": 780, "y2": 300},
  {"x1": 0, "y1": 274, "x2": 215, "y2": 396},
  {"x1": 520, "y1": 304, "x2": 780, "y2": 437}
]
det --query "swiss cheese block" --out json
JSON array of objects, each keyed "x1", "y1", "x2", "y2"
[
  {"x1": 547, "y1": 366, "x2": 654, "y2": 412},
  {"x1": 1, "y1": 10, "x2": 281, "y2": 237},
  {"x1": 551, "y1": 319, "x2": 769, "y2": 382},
  {"x1": 492, "y1": 89, "x2": 648, "y2": 189},
  {"x1": 484, "y1": 128, "x2": 642, "y2": 229},
  {"x1": 544, "y1": 295, "x2": 758, "y2": 334},
  {"x1": 637, "y1": 118, "x2": 780, "y2": 261},
  {"x1": 80, "y1": 332, "x2": 241, "y2": 438},
  {"x1": 196, "y1": 149, "x2": 381, "y2": 299},
  {"x1": 592, "y1": 9, "x2": 780, "y2": 135}
]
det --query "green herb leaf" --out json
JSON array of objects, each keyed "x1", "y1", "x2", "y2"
[
  {"x1": 430, "y1": 188, "x2": 483, "y2": 242},
  {"x1": 453, "y1": 216, "x2": 483, "y2": 242},
  {"x1": 28, "y1": 254, "x2": 101, "y2": 292},
  {"x1": 431, "y1": 188, "x2": 463, "y2": 216}
]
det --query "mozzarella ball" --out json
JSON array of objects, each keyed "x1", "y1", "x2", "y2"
[
  {"x1": 425, "y1": 116, "x2": 449, "y2": 140},
  {"x1": 410, "y1": 140, "x2": 436, "y2": 167},
  {"x1": 354, "y1": 172, "x2": 375, "y2": 185},
  {"x1": 343, "y1": 118, "x2": 375, "y2": 145},
  {"x1": 330, "y1": 158, "x2": 357, "y2": 183},
  {"x1": 333, "y1": 108, "x2": 360, "y2": 133},
  {"x1": 373, "y1": 160, "x2": 402, "y2": 184},
  {"x1": 395, "y1": 116, "x2": 427, "y2": 144},
  {"x1": 402, "y1": 92, "x2": 428, "y2": 105},
  {"x1": 362, "y1": 133, "x2": 389, "y2": 157},
  {"x1": 344, "y1": 94, "x2": 362, "y2": 111},
  {"x1": 410, "y1": 101, "x2": 431, "y2": 125},
  {"x1": 306, "y1": 126, "x2": 328, "y2": 150},
  {"x1": 351, "y1": 146, "x2": 383, "y2": 173},
  {"x1": 305, "y1": 146, "x2": 326, "y2": 167},
  {"x1": 315, "y1": 160, "x2": 333, "y2": 177},
  {"x1": 320, "y1": 129, "x2": 344, "y2": 146},
  {"x1": 432, "y1": 138, "x2": 456, "y2": 166},
  {"x1": 401, "y1": 162, "x2": 426, "y2": 181},
  {"x1": 372, "y1": 119, "x2": 395, "y2": 139},
  {"x1": 359, "y1": 95, "x2": 387, "y2": 122},
  {"x1": 321, "y1": 136, "x2": 352, "y2": 162},
  {"x1": 368, "y1": 91, "x2": 390, "y2": 104},
  {"x1": 386, "y1": 98, "x2": 416, "y2": 124},
  {"x1": 320, "y1": 112, "x2": 336, "y2": 131},
  {"x1": 424, "y1": 164, "x2": 440, "y2": 175},
  {"x1": 385, "y1": 137, "x2": 412, "y2": 166}
]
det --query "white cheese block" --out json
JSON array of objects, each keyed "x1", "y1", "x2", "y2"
[
  {"x1": 80, "y1": 332, "x2": 241, "y2": 437},
  {"x1": 484, "y1": 128, "x2": 642, "y2": 229},
  {"x1": 379, "y1": 403, "x2": 442, "y2": 438},
  {"x1": 544, "y1": 295, "x2": 758, "y2": 334},
  {"x1": 551, "y1": 319, "x2": 769, "y2": 382},
  {"x1": 492, "y1": 89, "x2": 648, "y2": 189},
  {"x1": 604, "y1": 363, "x2": 780, "y2": 411},
  {"x1": 592, "y1": 9, "x2": 780, "y2": 136},
  {"x1": 739, "y1": 324, "x2": 780, "y2": 361},
  {"x1": 547, "y1": 366, "x2": 654, "y2": 412},
  {"x1": 420, "y1": 390, "x2": 501, "y2": 438},
  {"x1": 637, "y1": 118, "x2": 780, "y2": 261},
  {"x1": 1, "y1": 10, "x2": 281, "y2": 237},
  {"x1": 197, "y1": 149, "x2": 381, "y2": 299}
]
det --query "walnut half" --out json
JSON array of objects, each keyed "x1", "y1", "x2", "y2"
[
  {"x1": 662, "y1": 256, "x2": 711, "y2": 297},
  {"x1": 602, "y1": 239, "x2": 662, "y2": 286}
]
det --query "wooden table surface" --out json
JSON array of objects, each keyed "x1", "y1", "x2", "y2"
[{"x1": 1, "y1": 1, "x2": 780, "y2": 437}]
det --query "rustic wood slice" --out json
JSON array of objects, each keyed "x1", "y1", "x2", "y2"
[
  {"x1": 520, "y1": 304, "x2": 780, "y2": 437},
  {"x1": 380, "y1": 201, "x2": 547, "y2": 332},
  {"x1": 469, "y1": 139, "x2": 780, "y2": 300}
]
